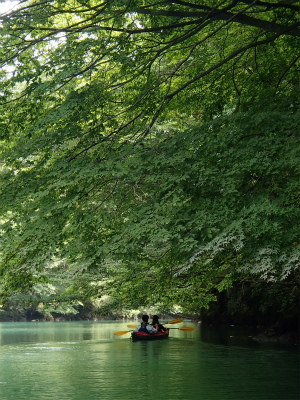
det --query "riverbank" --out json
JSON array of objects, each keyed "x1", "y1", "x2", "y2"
[{"x1": 1, "y1": 277, "x2": 298, "y2": 346}]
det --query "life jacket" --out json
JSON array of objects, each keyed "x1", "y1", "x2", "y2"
[
  {"x1": 138, "y1": 323, "x2": 150, "y2": 333},
  {"x1": 156, "y1": 323, "x2": 166, "y2": 332},
  {"x1": 152, "y1": 322, "x2": 166, "y2": 332}
]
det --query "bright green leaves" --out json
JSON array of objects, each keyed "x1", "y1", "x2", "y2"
[
  {"x1": 102, "y1": 108, "x2": 300, "y2": 283},
  {"x1": 0, "y1": 1, "x2": 300, "y2": 313}
]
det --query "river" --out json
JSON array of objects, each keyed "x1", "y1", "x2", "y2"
[{"x1": 0, "y1": 321, "x2": 298, "y2": 400}]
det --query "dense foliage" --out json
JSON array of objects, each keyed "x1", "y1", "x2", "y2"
[{"x1": 0, "y1": 0, "x2": 299, "y2": 315}]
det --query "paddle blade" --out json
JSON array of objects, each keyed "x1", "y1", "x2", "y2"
[
  {"x1": 114, "y1": 330, "x2": 131, "y2": 336},
  {"x1": 179, "y1": 327, "x2": 194, "y2": 331},
  {"x1": 127, "y1": 325, "x2": 137, "y2": 329},
  {"x1": 167, "y1": 318, "x2": 184, "y2": 324}
]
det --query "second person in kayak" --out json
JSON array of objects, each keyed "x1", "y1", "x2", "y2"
[{"x1": 151, "y1": 315, "x2": 167, "y2": 332}]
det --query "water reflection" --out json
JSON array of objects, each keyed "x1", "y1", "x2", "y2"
[
  {"x1": 0, "y1": 321, "x2": 298, "y2": 400},
  {"x1": 200, "y1": 324, "x2": 258, "y2": 346}
]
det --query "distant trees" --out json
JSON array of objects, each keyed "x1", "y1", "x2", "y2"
[{"x1": 0, "y1": 1, "x2": 299, "y2": 312}]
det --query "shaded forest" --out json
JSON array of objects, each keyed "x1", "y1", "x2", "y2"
[{"x1": 0, "y1": 1, "x2": 299, "y2": 340}]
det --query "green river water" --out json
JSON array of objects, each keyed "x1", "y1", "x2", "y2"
[{"x1": 0, "y1": 321, "x2": 298, "y2": 400}]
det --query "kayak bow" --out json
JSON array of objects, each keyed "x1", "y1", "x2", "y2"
[{"x1": 131, "y1": 330, "x2": 169, "y2": 341}]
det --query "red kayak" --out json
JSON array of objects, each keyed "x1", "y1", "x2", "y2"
[{"x1": 131, "y1": 330, "x2": 169, "y2": 341}]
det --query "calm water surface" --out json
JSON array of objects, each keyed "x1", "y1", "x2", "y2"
[{"x1": 0, "y1": 321, "x2": 298, "y2": 400}]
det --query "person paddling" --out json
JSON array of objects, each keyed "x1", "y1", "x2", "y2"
[
  {"x1": 133, "y1": 315, "x2": 157, "y2": 334},
  {"x1": 151, "y1": 315, "x2": 167, "y2": 332}
]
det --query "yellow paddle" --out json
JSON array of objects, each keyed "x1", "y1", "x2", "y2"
[
  {"x1": 166, "y1": 318, "x2": 184, "y2": 324},
  {"x1": 114, "y1": 326, "x2": 194, "y2": 336},
  {"x1": 168, "y1": 327, "x2": 194, "y2": 331},
  {"x1": 127, "y1": 317, "x2": 184, "y2": 329},
  {"x1": 114, "y1": 330, "x2": 133, "y2": 336}
]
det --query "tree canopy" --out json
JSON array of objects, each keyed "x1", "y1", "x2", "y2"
[{"x1": 0, "y1": 0, "x2": 299, "y2": 314}]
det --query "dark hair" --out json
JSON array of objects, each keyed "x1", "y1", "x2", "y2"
[
  {"x1": 152, "y1": 315, "x2": 159, "y2": 323},
  {"x1": 142, "y1": 315, "x2": 149, "y2": 323}
]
